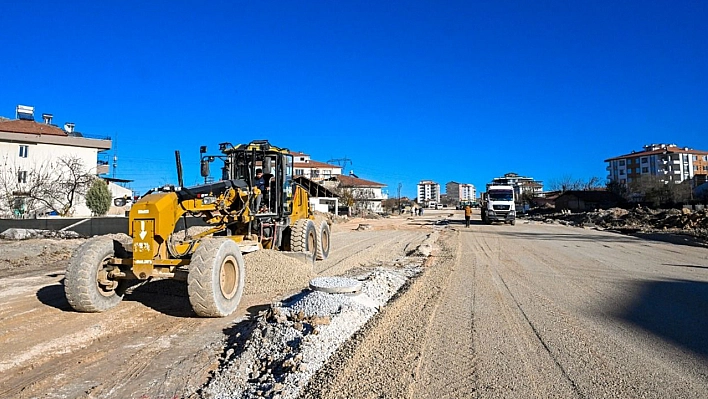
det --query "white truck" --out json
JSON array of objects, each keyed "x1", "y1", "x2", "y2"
[{"x1": 480, "y1": 184, "x2": 516, "y2": 225}]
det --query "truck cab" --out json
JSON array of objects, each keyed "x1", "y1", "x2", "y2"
[{"x1": 480, "y1": 185, "x2": 516, "y2": 225}]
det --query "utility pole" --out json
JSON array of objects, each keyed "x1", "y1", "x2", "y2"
[
  {"x1": 327, "y1": 157, "x2": 353, "y2": 175},
  {"x1": 397, "y1": 183, "x2": 402, "y2": 215}
]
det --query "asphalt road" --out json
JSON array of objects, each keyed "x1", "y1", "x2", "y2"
[{"x1": 305, "y1": 213, "x2": 708, "y2": 398}]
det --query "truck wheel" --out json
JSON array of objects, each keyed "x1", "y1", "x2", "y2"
[
  {"x1": 188, "y1": 238, "x2": 245, "y2": 317},
  {"x1": 510, "y1": 219, "x2": 516, "y2": 226},
  {"x1": 290, "y1": 219, "x2": 317, "y2": 258},
  {"x1": 65, "y1": 237, "x2": 127, "y2": 313},
  {"x1": 315, "y1": 220, "x2": 331, "y2": 260}
]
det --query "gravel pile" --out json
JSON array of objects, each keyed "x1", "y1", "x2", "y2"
[
  {"x1": 201, "y1": 265, "x2": 422, "y2": 399},
  {"x1": 243, "y1": 250, "x2": 314, "y2": 296}
]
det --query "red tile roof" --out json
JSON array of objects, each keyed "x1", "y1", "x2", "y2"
[
  {"x1": 293, "y1": 159, "x2": 341, "y2": 169},
  {"x1": 0, "y1": 119, "x2": 67, "y2": 136},
  {"x1": 332, "y1": 174, "x2": 385, "y2": 187}
]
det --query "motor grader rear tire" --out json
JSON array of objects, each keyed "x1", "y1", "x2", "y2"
[
  {"x1": 188, "y1": 238, "x2": 245, "y2": 317},
  {"x1": 290, "y1": 219, "x2": 317, "y2": 259},
  {"x1": 65, "y1": 236, "x2": 128, "y2": 313},
  {"x1": 316, "y1": 220, "x2": 331, "y2": 260}
]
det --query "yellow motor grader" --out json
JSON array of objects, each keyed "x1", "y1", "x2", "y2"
[{"x1": 64, "y1": 140, "x2": 331, "y2": 317}]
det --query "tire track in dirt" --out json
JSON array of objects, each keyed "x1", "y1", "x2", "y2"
[
  {"x1": 315, "y1": 230, "x2": 426, "y2": 276},
  {"x1": 469, "y1": 228, "x2": 581, "y2": 398},
  {"x1": 405, "y1": 230, "x2": 477, "y2": 398}
]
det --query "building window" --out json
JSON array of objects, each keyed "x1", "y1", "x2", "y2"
[
  {"x1": 642, "y1": 167, "x2": 648, "y2": 173},
  {"x1": 619, "y1": 170, "x2": 625, "y2": 175},
  {"x1": 693, "y1": 155, "x2": 698, "y2": 161},
  {"x1": 295, "y1": 169, "x2": 304, "y2": 176},
  {"x1": 703, "y1": 155, "x2": 708, "y2": 161},
  {"x1": 619, "y1": 160, "x2": 625, "y2": 166},
  {"x1": 17, "y1": 170, "x2": 27, "y2": 183},
  {"x1": 19, "y1": 145, "x2": 29, "y2": 158},
  {"x1": 620, "y1": 179, "x2": 626, "y2": 184},
  {"x1": 311, "y1": 170, "x2": 320, "y2": 178},
  {"x1": 323, "y1": 170, "x2": 331, "y2": 178},
  {"x1": 641, "y1": 157, "x2": 648, "y2": 164}
]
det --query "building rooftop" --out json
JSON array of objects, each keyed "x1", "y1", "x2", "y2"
[
  {"x1": 0, "y1": 119, "x2": 67, "y2": 136},
  {"x1": 605, "y1": 144, "x2": 708, "y2": 162}
]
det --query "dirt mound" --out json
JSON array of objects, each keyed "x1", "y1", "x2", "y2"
[
  {"x1": 528, "y1": 207, "x2": 708, "y2": 242},
  {"x1": 243, "y1": 250, "x2": 314, "y2": 296}
]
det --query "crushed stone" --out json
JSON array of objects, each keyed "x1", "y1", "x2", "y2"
[{"x1": 201, "y1": 265, "x2": 422, "y2": 399}]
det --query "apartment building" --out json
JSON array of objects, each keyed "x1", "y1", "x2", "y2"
[
  {"x1": 417, "y1": 180, "x2": 440, "y2": 207},
  {"x1": 445, "y1": 181, "x2": 476, "y2": 202},
  {"x1": 490, "y1": 172, "x2": 543, "y2": 199},
  {"x1": 0, "y1": 105, "x2": 111, "y2": 217},
  {"x1": 605, "y1": 144, "x2": 708, "y2": 185},
  {"x1": 291, "y1": 151, "x2": 342, "y2": 182}
]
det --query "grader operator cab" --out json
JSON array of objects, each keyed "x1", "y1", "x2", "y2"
[{"x1": 64, "y1": 140, "x2": 331, "y2": 317}]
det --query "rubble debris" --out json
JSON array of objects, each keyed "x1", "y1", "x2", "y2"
[
  {"x1": 525, "y1": 207, "x2": 708, "y2": 242},
  {"x1": 0, "y1": 228, "x2": 82, "y2": 240}
]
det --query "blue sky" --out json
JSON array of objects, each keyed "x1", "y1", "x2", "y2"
[{"x1": 1, "y1": 1, "x2": 706, "y2": 198}]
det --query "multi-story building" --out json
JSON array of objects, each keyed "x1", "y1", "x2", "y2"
[
  {"x1": 445, "y1": 181, "x2": 476, "y2": 202},
  {"x1": 605, "y1": 144, "x2": 708, "y2": 186},
  {"x1": 322, "y1": 172, "x2": 387, "y2": 214},
  {"x1": 490, "y1": 172, "x2": 543, "y2": 199},
  {"x1": 0, "y1": 105, "x2": 111, "y2": 217},
  {"x1": 291, "y1": 151, "x2": 342, "y2": 182},
  {"x1": 417, "y1": 180, "x2": 440, "y2": 207}
]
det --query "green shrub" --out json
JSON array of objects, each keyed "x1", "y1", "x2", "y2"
[{"x1": 86, "y1": 179, "x2": 112, "y2": 216}]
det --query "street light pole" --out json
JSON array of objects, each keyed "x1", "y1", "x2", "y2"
[{"x1": 397, "y1": 183, "x2": 402, "y2": 215}]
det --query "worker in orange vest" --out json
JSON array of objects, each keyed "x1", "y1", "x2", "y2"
[{"x1": 464, "y1": 204, "x2": 472, "y2": 228}]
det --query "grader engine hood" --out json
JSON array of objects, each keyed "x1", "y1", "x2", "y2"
[{"x1": 128, "y1": 192, "x2": 182, "y2": 278}]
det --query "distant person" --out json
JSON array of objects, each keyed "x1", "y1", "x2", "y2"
[{"x1": 464, "y1": 204, "x2": 472, "y2": 227}]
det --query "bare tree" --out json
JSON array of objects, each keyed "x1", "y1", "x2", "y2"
[
  {"x1": 0, "y1": 155, "x2": 94, "y2": 217},
  {"x1": 628, "y1": 175, "x2": 692, "y2": 207},
  {"x1": 549, "y1": 175, "x2": 604, "y2": 192}
]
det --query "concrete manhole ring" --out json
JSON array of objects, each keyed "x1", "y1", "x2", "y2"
[{"x1": 309, "y1": 277, "x2": 363, "y2": 294}]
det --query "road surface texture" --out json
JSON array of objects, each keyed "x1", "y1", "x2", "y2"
[
  {"x1": 303, "y1": 213, "x2": 708, "y2": 399},
  {"x1": 2, "y1": 210, "x2": 708, "y2": 398}
]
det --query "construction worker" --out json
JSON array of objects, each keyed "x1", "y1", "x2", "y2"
[{"x1": 464, "y1": 204, "x2": 472, "y2": 227}]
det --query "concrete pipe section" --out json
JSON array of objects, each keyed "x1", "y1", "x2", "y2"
[{"x1": 309, "y1": 276, "x2": 363, "y2": 295}]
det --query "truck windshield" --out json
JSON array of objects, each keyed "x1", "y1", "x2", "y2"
[{"x1": 489, "y1": 190, "x2": 513, "y2": 201}]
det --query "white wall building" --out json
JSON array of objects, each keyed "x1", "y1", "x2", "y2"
[
  {"x1": 0, "y1": 106, "x2": 111, "y2": 217},
  {"x1": 322, "y1": 174, "x2": 387, "y2": 214},
  {"x1": 445, "y1": 181, "x2": 476, "y2": 202},
  {"x1": 291, "y1": 151, "x2": 342, "y2": 182},
  {"x1": 417, "y1": 180, "x2": 440, "y2": 207}
]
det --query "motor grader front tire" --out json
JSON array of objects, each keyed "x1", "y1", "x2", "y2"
[
  {"x1": 188, "y1": 238, "x2": 245, "y2": 317},
  {"x1": 65, "y1": 236, "x2": 129, "y2": 313},
  {"x1": 290, "y1": 219, "x2": 317, "y2": 259},
  {"x1": 316, "y1": 220, "x2": 331, "y2": 260}
]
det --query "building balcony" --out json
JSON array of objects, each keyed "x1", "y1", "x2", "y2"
[{"x1": 97, "y1": 163, "x2": 109, "y2": 175}]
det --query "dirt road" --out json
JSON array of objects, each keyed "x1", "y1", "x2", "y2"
[
  {"x1": 3, "y1": 211, "x2": 708, "y2": 398},
  {"x1": 0, "y1": 216, "x2": 433, "y2": 399},
  {"x1": 304, "y1": 214, "x2": 708, "y2": 398}
]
